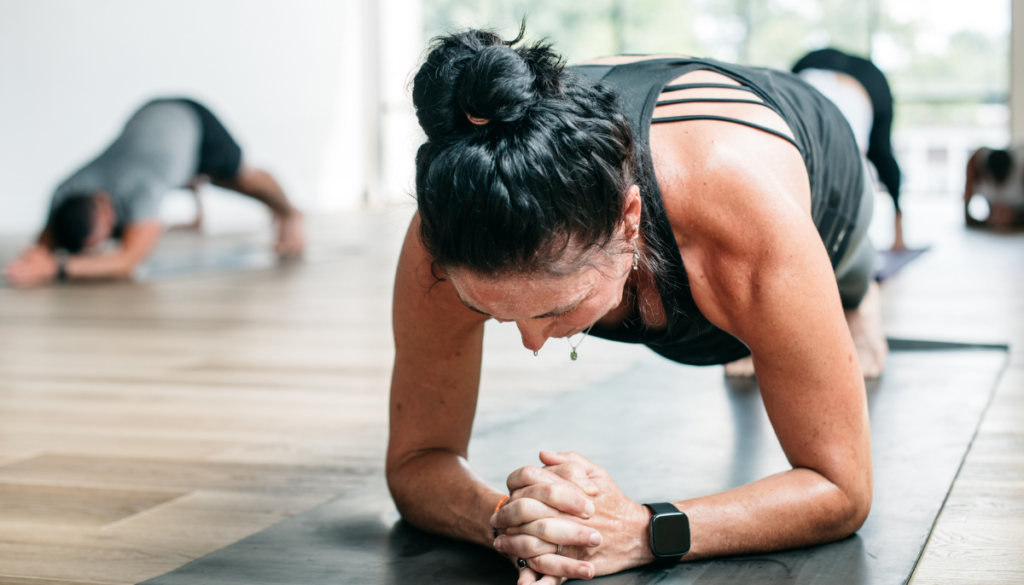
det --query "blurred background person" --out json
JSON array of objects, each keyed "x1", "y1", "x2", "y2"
[
  {"x1": 792, "y1": 48, "x2": 905, "y2": 250},
  {"x1": 964, "y1": 145, "x2": 1024, "y2": 229},
  {"x1": 3, "y1": 98, "x2": 304, "y2": 287}
]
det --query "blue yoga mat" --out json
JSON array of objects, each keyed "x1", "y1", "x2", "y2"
[{"x1": 875, "y1": 247, "x2": 929, "y2": 282}]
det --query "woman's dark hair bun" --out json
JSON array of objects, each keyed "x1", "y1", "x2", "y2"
[
  {"x1": 413, "y1": 23, "x2": 564, "y2": 140},
  {"x1": 456, "y1": 45, "x2": 535, "y2": 123},
  {"x1": 412, "y1": 23, "x2": 656, "y2": 279}
]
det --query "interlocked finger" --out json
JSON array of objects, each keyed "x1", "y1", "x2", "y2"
[
  {"x1": 509, "y1": 481, "x2": 595, "y2": 519},
  {"x1": 492, "y1": 497, "x2": 562, "y2": 530},
  {"x1": 516, "y1": 564, "x2": 541, "y2": 585},
  {"x1": 504, "y1": 517, "x2": 603, "y2": 548},
  {"x1": 508, "y1": 465, "x2": 592, "y2": 494},
  {"x1": 522, "y1": 553, "x2": 595, "y2": 581},
  {"x1": 539, "y1": 461, "x2": 599, "y2": 494},
  {"x1": 494, "y1": 534, "x2": 558, "y2": 559},
  {"x1": 515, "y1": 565, "x2": 565, "y2": 585},
  {"x1": 540, "y1": 451, "x2": 600, "y2": 471}
]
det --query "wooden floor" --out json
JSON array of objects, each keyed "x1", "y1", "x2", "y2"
[{"x1": 0, "y1": 199, "x2": 1021, "y2": 584}]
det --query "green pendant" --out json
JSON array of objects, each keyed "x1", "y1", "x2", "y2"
[{"x1": 570, "y1": 351, "x2": 578, "y2": 361}]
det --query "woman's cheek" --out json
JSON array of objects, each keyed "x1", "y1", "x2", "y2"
[{"x1": 566, "y1": 305, "x2": 606, "y2": 328}]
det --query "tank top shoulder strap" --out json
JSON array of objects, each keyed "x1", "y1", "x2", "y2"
[
  {"x1": 571, "y1": 58, "x2": 804, "y2": 155},
  {"x1": 569, "y1": 59, "x2": 712, "y2": 342},
  {"x1": 653, "y1": 83, "x2": 800, "y2": 151}
]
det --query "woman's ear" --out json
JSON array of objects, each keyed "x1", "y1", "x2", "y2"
[{"x1": 622, "y1": 185, "x2": 642, "y2": 231}]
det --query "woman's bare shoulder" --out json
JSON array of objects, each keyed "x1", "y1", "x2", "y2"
[{"x1": 651, "y1": 121, "x2": 811, "y2": 252}]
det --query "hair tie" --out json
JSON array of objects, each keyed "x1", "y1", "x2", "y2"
[{"x1": 466, "y1": 113, "x2": 490, "y2": 126}]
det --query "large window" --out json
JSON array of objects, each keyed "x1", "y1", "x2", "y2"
[{"x1": 424, "y1": 0, "x2": 1010, "y2": 197}]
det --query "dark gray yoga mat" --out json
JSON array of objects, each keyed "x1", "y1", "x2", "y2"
[{"x1": 141, "y1": 344, "x2": 1006, "y2": 585}]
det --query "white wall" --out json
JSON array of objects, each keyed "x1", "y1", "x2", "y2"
[
  {"x1": 0, "y1": 0, "x2": 373, "y2": 236},
  {"x1": 376, "y1": 0, "x2": 426, "y2": 207}
]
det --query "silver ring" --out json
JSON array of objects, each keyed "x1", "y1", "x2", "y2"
[
  {"x1": 517, "y1": 558, "x2": 528, "y2": 570},
  {"x1": 556, "y1": 544, "x2": 564, "y2": 556}
]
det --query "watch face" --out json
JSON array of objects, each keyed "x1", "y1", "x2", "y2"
[{"x1": 651, "y1": 512, "x2": 690, "y2": 557}]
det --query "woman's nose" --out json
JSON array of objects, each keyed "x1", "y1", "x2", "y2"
[{"x1": 516, "y1": 320, "x2": 554, "y2": 352}]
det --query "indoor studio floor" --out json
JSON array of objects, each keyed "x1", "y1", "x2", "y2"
[{"x1": 0, "y1": 197, "x2": 1022, "y2": 584}]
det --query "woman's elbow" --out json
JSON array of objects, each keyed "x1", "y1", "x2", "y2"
[
  {"x1": 837, "y1": 475, "x2": 873, "y2": 537},
  {"x1": 842, "y1": 496, "x2": 872, "y2": 537},
  {"x1": 384, "y1": 454, "x2": 409, "y2": 502},
  {"x1": 385, "y1": 449, "x2": 424, "y2": 514}
]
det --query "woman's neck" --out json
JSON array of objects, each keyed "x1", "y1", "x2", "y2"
[{"x1": 596, "y1": 266, "x2": 667, "y2": 331}]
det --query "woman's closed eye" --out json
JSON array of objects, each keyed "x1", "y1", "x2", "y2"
[{"x1": 535, "y1": 305, "x2": 578, "y2": 320}]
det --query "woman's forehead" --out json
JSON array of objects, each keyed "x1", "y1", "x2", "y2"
[{"x1": 450, "y1": 268, "x2": 600, "y2": 313}]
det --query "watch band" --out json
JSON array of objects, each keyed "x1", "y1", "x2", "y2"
[
  {"x1": 643, "y1": 502, "x2": 689, "y2": 566},
  {"x1": 56, "y1": 257, "x2": 68, "y2": 281},
  {"x1": 645, "y1": 502, "x2": 681, "y2": 516}
]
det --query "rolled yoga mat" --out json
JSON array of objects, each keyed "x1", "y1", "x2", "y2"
[{"x1": 141, "y1": 342, "x2": 1007, "y2": 585}]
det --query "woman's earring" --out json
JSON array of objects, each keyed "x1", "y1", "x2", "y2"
[
  {"x1": 632, "y1": 224, "x2": 640, "y2": 271},
  {"x1": 533, "y1": 351, "x2": 538, "y2": 357}
]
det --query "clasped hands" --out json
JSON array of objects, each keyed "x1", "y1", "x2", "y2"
[{"x1": 491, "y1": 451, "x2": 654, "y2": 585}]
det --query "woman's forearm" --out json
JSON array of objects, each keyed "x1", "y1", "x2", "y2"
[
  {"x1": 676, "y1": 467, "x2": 870, "y2": 561},
  {"x1": 387, "y1": 448, "x2": 505, "y2": 548}
]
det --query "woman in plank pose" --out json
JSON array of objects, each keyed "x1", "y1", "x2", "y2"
[{"x1": 388, "y1": 27, "x2": 884, "y2": 584}]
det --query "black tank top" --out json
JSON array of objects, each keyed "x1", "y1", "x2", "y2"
[{"x1": 571, "y1": 57, "x2": 864, "y2": 366}]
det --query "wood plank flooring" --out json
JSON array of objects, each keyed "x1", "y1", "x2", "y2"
[
  {"x1": 0, "y1": 199, "x2": 1021, "y2": 583},
  {"x1": 0, "y1": 209, "x2": 649, "y2": 583},
  {"x1": 880, "y1": 201, "x2": 1024, "y2": 584}
]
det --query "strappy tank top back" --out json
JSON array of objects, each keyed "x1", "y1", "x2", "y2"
[{"x1": 571, "y1": 57, "x2": 864, "y2": 366}]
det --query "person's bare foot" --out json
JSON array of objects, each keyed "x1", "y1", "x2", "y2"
[
  {"x1": 169, "y1": 183, "x2": 205, "y2": 232},
  {"x1": 274, "y1": 210, "x2": 305, "y2": 258},
  {"x1": 724, "y1": 355, "x2": 756, "y2": 377},
  {"x1": 845, "y1": 281, "x2": 888, "y2": 378}
]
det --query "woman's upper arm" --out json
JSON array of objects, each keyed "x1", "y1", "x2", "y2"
[
  {"x1": 674, "y1": 140, "x2": 872, "y2": 503},
  {"x1": 388, "y1": 214, "x2": 490, "y2": 469}
]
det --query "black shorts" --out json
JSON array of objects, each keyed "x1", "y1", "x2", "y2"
[{"x1": 174, "y1": 98, "x2": 244, "y2": 180}]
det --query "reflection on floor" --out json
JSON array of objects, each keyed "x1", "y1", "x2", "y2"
[{"x1": 0, "y1": 198, "x2": 1021, "y2": 584}]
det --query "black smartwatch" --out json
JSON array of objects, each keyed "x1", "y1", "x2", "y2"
[
  {"x1": 56, "y1": 257, "x2": 68, "y2": 281},
  {"x1": 643, "y1": 502, "x2": 690, "y2": 566}
]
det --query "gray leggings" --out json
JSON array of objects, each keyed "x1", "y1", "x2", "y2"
[{"x1": 834, "y1": 159, "x2": 876, "y2": 309}]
